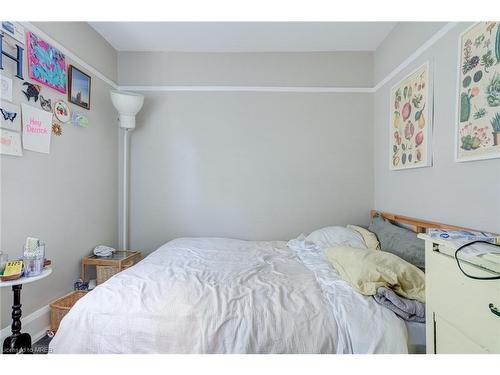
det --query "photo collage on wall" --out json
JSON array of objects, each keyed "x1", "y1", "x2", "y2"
[{"x1": 0, "y1": 22, "x2": 92, "y2": 157}]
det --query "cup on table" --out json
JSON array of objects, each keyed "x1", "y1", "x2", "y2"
[{"x1": 23, "y1": 242, "x2": 45, "y2": 277}]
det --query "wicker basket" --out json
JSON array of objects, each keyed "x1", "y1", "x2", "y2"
[
  {"x1": 50, "y1": 291, "x2": 88, "y2": 331},
  {"x1": 96, "y1": 265, "x2": 120, "y2": 285}
]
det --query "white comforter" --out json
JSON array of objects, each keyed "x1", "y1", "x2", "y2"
[{"x1": 50, "y1": 238, "x2": 408, "y2": 353}]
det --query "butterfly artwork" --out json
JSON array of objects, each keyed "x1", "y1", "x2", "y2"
[
  {"x1": 22, "y1": 82, "x2": 41, "y2": 102},
  {"x1": 27, "y1": 32, "x2": 67, "y2": 93},
  {"x1": 0, "y1": 101, "x2": 21, "y2": 132},
  {"x1": 40, "y1": 95, "x2": 52, "y2": 112},
  {"x1": 1, "y1": 108, "x2": 16, "y2": 122}
]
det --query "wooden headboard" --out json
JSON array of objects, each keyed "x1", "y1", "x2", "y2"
[{"x1": 370, "y1": 210, "x2": 484, "y2": 234}]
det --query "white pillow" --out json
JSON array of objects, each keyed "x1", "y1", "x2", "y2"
[
  {"x1": 305, "y1": 226, "x2": 367, "y2": 250},
  {"x1": 347, "y1": 225, "x2": 380, "y2": 250}
]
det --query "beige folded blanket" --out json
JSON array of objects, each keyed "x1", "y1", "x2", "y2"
[{"x1": 324, "y1": 246, "x2": 425, "y2": 303}]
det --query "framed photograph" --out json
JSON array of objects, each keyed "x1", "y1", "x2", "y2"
[
  {"x1": 68, "y1": 65, "x2": 91, "y2": 110},
  {"x1": 1, "y1": 22, "x2": 25, "y2": 44},
  {"x1": 455, "y1": 22, "x2": 500, "y2": 162},
  {"x1": 389, "y1": 62, "x2": 433, "y2": 170},
  {"x1": 27, "y1": 32, "x2": 67, "y2": 93}
]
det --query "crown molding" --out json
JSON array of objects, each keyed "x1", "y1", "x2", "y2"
[{"x1": 19, "y1": 22, "x2": 457, "y2": 93}]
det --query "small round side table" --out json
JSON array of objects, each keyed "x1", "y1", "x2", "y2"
[{"x1": 1, "y1": 268, "x2": 52, "y2": 354}]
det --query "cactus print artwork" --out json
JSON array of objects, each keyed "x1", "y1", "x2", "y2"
[
  {"x1": 457, "y1": 22, "x2": 500, "y2": 161},
  {"x1": 390, "y1": 62, "x2": 432, "y2": 170},
  {"x1": 27, "y1": 32, "x2": 67, "y2": 94}
]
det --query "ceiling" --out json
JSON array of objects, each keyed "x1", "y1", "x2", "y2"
[{"x1": 89, "y1": 22, "x2": 396, "y2": 52}]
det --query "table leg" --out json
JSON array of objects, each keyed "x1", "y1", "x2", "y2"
[{"x1": 2, "y1": 284, "x2": 32, "y2": 354}]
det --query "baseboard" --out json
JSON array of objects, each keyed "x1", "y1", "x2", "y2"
[{"x1": 1, "y1": 304, "x2": 50, "y2": 342}]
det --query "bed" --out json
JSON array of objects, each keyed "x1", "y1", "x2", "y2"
[{"x1": 49, "y1": 212, "x2": 427, "y2": 354}]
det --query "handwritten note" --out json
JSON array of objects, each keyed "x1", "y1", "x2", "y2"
[
  {"x1": 0, "y1": 128, "x2": 22, "y2": 156},
  {"x1": 21, "y1": 103, "x2": 53, "y2": 154},
  {"x1": 1, "y1": 76, "x2": 13, "y2": 102}
]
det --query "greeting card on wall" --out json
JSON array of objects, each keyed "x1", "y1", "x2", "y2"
[
  {"x1": 0, "y1": 128, "x2": 22, "y2": 156},
  {"x1": 27, "y1": 32, "x2": 67, "y2": 93},
  {"x1": 1, "y1": 75, "x2": 13, "y2": 102},
  {"x1": 21, "y1": 103, "x2": 52, "y2": 154},
  {"x1": 456, "y1": 22, "x2": 500, "y2": 162},
  {"x1": 1, "y1": 101, "x2": 21, "y2": 132},
  {"x1": 389, "y1": 62, "x2": 432, "y2": 170}
]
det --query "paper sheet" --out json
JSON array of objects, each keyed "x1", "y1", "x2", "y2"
[
  {"x1": 454, "y1": 240, "x2": 500, "y2": 259},
  {"x1": 0, "y1": 76, "x2": 13, "y2": 102},
  {"x1": 0, "y1": 128, "x2": 22, "y2": 156},
  {"x1": 21, "y1": 103, "x2": 53, "y2": 154}
]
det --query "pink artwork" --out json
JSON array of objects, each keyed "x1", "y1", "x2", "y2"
[{"x1": 27, "y1": 32, "x2": 67, "y2": 93}]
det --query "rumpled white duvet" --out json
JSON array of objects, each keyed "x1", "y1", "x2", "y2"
[{"x1": 50, "y1": 237, "x2": 408, "y2": 354}]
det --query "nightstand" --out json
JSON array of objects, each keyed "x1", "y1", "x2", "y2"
[
  {"x1": 419, "y1": 234, "x2": 500, "y2": 353},
  {"x1": 81, "y1": 250, "x2": 141, "y2": 285}
]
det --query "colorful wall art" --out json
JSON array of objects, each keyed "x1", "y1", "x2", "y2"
[
  {"x1": 27, "y1": 32, "x2": 66, "y2": 93},
  {"x1": 456, "y1": 22, "x2": 500, "y2": 162},
  {"x1": 389, "y1": 62, "x2": 432, "y2": 170}
]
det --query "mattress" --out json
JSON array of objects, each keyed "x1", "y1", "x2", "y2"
[{"x1": 50, "y1": 237, "x2": 410, "y2": 354}]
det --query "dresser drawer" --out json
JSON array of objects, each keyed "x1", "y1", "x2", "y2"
[
  {"x1": 434, "y1": 314, "x2": 489, "y2": 353},
  {"x1": 426, "y1": 248, "x2": 500, "y2": 352}
]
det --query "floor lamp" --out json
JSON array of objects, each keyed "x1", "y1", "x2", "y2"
[{"x1": 110, "y1": 90, "x2": 144, "y2": 250}]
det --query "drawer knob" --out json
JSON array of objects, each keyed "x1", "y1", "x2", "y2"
[{"x1": 489, "y1": 303, "x2": 500, "y2": 317}]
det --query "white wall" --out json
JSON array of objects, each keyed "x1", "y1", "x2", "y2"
[
  {"x1": 373, "y1": 22, "x2": 500, "y2": 233},
  {"x1": 1, "y1": 23, "x2": 118, "y2": 331},
  {"x1": 118, "y1": 51, "x2": 373, "y2": 87},
  {"x1": 118, "y1": 52, "x2": 375, "y2": 254}
]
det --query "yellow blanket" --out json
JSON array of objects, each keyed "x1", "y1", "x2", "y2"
[{"x1": 325, "y1": 246, "x2": 425, "y2": 303}]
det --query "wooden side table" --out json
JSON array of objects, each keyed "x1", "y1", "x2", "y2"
[
  {"x1": 81, "y1": 250, "x2": 141, "y2": 284},
  {"x1": 1, "y1": 268, "x2": 53, "y2": 354}
]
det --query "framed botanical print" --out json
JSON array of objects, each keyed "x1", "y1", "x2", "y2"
[
  {"x1": 68, "y1": 65, "x2": 91, "y2": 110},
  {"x1": 456, "y1": 22, "x2": 500, "y2": 162},
  {"x1": 389, "y1": 62, "x2": 432, "y2": 170}
]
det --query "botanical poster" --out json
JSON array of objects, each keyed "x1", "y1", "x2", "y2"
[
  {"x1": 457, "y1": 22, "x2": 500, "y2": 161},
  {"x1": 390, "y1": 62, "x2": 432, "y2": 170}
]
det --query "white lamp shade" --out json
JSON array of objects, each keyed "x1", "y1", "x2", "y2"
[{"x1": 110, "y1": 90, "x2": 144, "y2": 130}]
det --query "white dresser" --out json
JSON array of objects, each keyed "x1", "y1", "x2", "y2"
[{"x1": 419, "y1": 234, "x2": 500, "y2": 354}]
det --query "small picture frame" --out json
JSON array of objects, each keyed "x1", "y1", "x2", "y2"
[{"x1": 68, "y1": 65, "x2": 91, "y2": 110}]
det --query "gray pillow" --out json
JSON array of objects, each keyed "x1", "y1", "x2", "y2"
[{"x1": 368, "y1": 215, "x2": 425, "y2": 270}]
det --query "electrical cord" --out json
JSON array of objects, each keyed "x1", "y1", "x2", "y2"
[{"x1": 454, "y1": 240, "x2": 500, "y2": 280}]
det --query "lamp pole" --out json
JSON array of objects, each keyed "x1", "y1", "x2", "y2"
[{"x1": 122, "y1": 128, "x2": 131, "y2": 250}]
